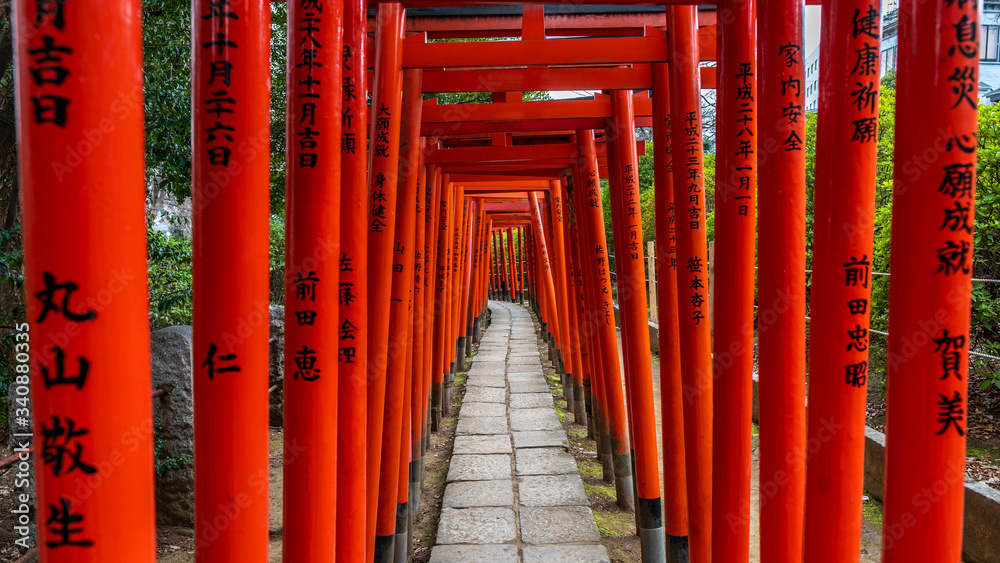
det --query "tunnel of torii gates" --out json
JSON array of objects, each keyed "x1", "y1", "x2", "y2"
[{"x1": 10, "y1": 0, "x2": 980, "y2": 560}]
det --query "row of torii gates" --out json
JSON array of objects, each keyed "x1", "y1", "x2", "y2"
[{"x1": 14, "y1": 0, "x2": 977, "y2": 561}]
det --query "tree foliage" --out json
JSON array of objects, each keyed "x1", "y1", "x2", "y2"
[{"x1": 143, "y1": 1, "x2": 289, "y2": 213}]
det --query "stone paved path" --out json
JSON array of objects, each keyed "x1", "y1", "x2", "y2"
[{"x1": 430, "y1": 301, "x2": 611, "y2": 563}]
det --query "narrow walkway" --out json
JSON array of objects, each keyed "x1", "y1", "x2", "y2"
[{"x1": 430, "y1": 301, "x2": 611, "y2": 563}]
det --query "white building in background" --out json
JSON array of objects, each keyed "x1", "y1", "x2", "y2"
[
  {"x1": 804, "y1": 0, "x2": 1000, "y2": 110},
  {"x1": 804, "y1": 46, "x2": 820, "y2": 113}
]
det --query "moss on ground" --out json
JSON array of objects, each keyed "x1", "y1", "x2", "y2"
[
  {"x1": 585, "y1": 483, "x2": 617, "y2": 500},
  {"x1": 592, "y1": 510, "x2": 633, "y2": 538},
  {"x1": 579, "y1": 460, "x2": 603, "y2": 479},
  {"x1": 862, "y1": 490, "x2": 883, "y2": 527},
  {"x1": 969, "y1": 445, "x2": 1000, "y2": 465}
]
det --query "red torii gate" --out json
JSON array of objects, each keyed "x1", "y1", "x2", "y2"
[{"x1": 12, "y1": 1, "x2": 977, "y2": 563}]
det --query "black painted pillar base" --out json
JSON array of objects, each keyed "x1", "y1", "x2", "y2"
[
  {"x1": 430, "y1": 385, "x2": 442, "y2": 431},
  {"x1": 442, "y1": 374, "x2": 452, "y2": 417},
  {"x1": 666, "y1": 534, "x2": 690, "y2": 563},
  {"x1": 393, "y1": 502, "x2": 408, "y2": 563},
  {"x1": 573, "y1": 383, "x2": 586, "y2": 426},
  {"x1": 564, "y1": 374, "x2": 575, "y2": 411},
  {"x1": 613, "y1": 451, "x2": 635, "y2": 511},
  {"x1": 456, "y1": 337, "x2": 467, "y2": 372},
  {"x1": 409, "y1": 459, "x2": 421, "y2": 515},
  {"x1": 373, "y1": 534, "x2": 394, "y2": 563},
  {"x1": 601, "y1": 432, "x2": 615, "y2": 484}
]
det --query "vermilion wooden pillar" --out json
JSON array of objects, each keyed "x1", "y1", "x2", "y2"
[
  {"x1": 574, "y1": 131, "x2": 635, "y2": 510},
  {"x1": 608, "y1": 91, "x2": 665, "y2": 559},
  {"x1": 529, "y1": 191, "x2": 563, "y2": 347},
  {"x1": 16, "y1": 1, "x2": 156, "y2": 560},
  {"x1": 431, "y1": 175, "x2": 453, "y2": 428},
  {"x1": 651, "y1": 63, "x2": 690, "y2": 556},
  {"x1": 462, "y1": 205, "x2": 483, "y2": 356},
  {"x1": 490, "y1": 230, "x2": 499, "y2": 299},
  {"x1": 374, "y1": 67, "x2": 420, "y2": 562},
  {"x1": 470, "y1": 205, "x2": 487, "y2": 339},
  {"x1": 395, "y1": 335, "x2": 414, "y2": 563},
  {"x1": 365, "y1": 4, "x2": 405, "y2": 559},
  {"x1": 560, "y1": 180, "x2": 587, "y2": 425},
  {"x1": 713, "y1": 0, "x2": 757, "y2": 557},
  {"x1": 423, "y1": 167, "x2": 442, "y2": 435},
  {"x1": 492, "y1": 230, "x2": 501, "y2": 299},
  {"x1": 283, "y1": 0, "x2": 342, "y2": 558},
  {"x1": 519, "y1": 225, "x2": 528, "y2": 303},
  {"x1": 538, "y1": 193, "x2": 565, "y2": 369},
  {"x1": 501, "y1": 227, "x2": 511, "y2": 301},
  {"x1": 409, "y1": 152, "x2": 428, "y2": 521},
  {"x1": 882, "y1": 0, "x2": 977, "y2": 558},
  {"x1": 455, "y1": 199, "x2": 474, "y2": 366},
  {"x1": 550, "y1": 181, "x2": 576, "y2": 401},
  {"x1": 191, "y1": 0, "x2": 271, "y2": 559},
  {"x1": 447, "y1": 189, "x2": 466, "y2": 392},
  {"x1": 667, "y1": 7, "x2": 713, "y2": 562},
  {"x1": 757, "y1": 0, "x2": 807, "y2": 559},
  {"x1": 337, "y1": 0, "x2": 368, "y2": 557},
  {"x1": 803, "y1": 0, "x2": 882, "y2": 558},
  {"x1": 507, "y1": 227, "x2": 519, "y2": 302},
  {"x1": 570, "y1": 176, "x2": 597, "y2": 426}
]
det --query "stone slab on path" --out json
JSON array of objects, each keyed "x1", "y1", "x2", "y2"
[
  {"x1": 512, "y1": 430, "x2": 570, "y2": 449},
  {"x1": 517, "y1": 475, "x2": 589, "y2": 507},
  {"x1": 509, "y1": 393, "x2": 554, "y2": 409},
  {"x1": 515, "y1": 447, "x2": 579, "y2": 476},
  {"x1": 447, "y1": 454, "x2": 512, "y2": 482},
  {"x1": 509, "y1": 408, "x2": 562, "y2": 431},
  {"x1": 436, "y1": 507, "x2": 517, "y2": 544},
  {"x1": 443, "y1": 480, "x2": 515, "y2": 508},
  {"x1": 464, "y1": 386, "x2": 506, "y2": 403},
  {"x1": 521, "y1": 545, "x2": 611, "y2": 563},
  {"x1": 457, "y1": 416, "x2": 509, "y2": 436},
  {"x1": 460, "y1": 402, "x2": 507, "y2": 418},
  {"x1": 453, "y1": 435, "x2": 513, "y2": 455},
  {"x1": 519, "y1": 506, "x2": 601, "y2": 545},
  {"x1": 509, "y1": 380, "x2": 551, "y2": 394},
  {"x1": 430, "y1": 545, "x2": 520, "y2": 563}
]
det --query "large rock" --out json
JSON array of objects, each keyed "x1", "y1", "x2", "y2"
[
  {"x1": 269, "y1": 305, "x2": 284, "y2": 427},
  {"x1": 151, "y1": 325, "x2": 195, "y2": 527}
]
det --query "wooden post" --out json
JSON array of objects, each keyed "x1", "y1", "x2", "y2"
[
  {"x1": 365, "y1": 4, "x2": 406, "y2": 558},
  {"x1": 336, "y1": 0, "x2": 368, "y2": 557},
  {"x1": 652, "y1": 62, "x2": 690, "y2": 557},
  {"x1": 882, "y1": 0, "x2": 978, "y2": 559},
  {"x1": 713, "y1": 0, "x2": 757, "y2": 556},
  {"x1": 647, "y1": 240, "x2": 658, "y2": 323},
  {"x1": 574, "y1": 130, "x2": 635, "y2": 511},
  {"x1": 667, "y1": 7, "x2": 714, "y2": 561},
  {"x1": 283, "y1": 0, "x2": 343, "y2": 558},
  {"x1": 757, "y1": 0, "x2": 808, "y2": 558},
  {"x1": 374, "y1": 67, "x2": 421, "y2": 562},
  {"x1": 803, "y1": 0, "x2": 882, "y2": 557},
  {"x1": 191, "y1": 0, "x2": 271, "y2": 558},
  {"x1": 16, "y1": 1, "x2": 156, "y2": 560}
]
